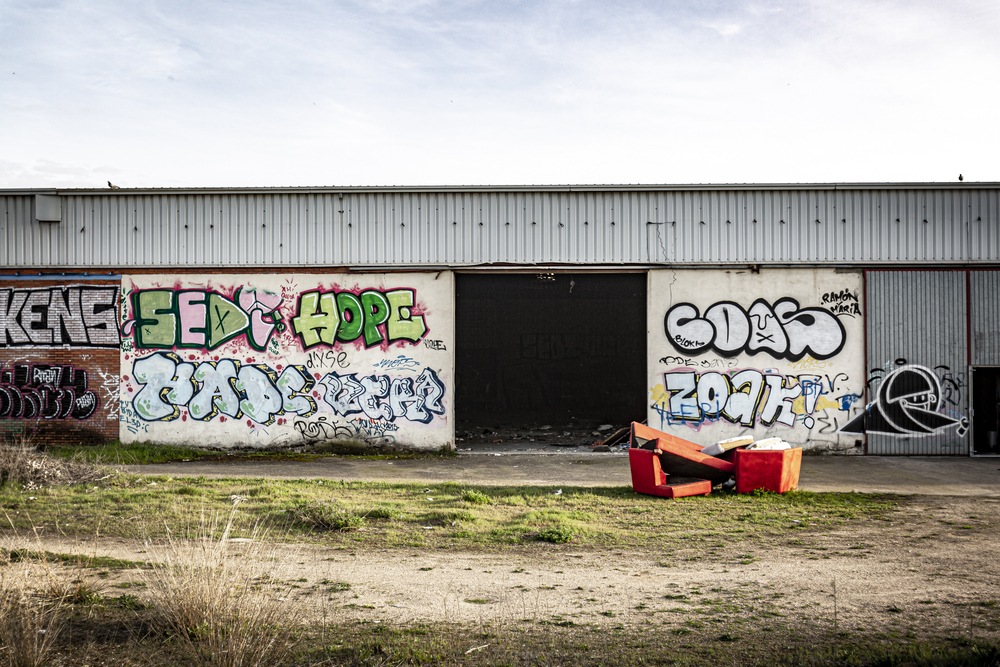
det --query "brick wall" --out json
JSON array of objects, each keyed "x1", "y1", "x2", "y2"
[{"x1": 1, "y1": 277, "x2": 121, "y2": 447}]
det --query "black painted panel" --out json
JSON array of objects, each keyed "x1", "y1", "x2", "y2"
[{"x1": 456, "y1": 273, "x2": 646, "y2": 426}]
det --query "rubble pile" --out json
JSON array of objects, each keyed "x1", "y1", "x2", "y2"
[{"x1": 628, "y1": 423, "x2": 802, "y2": 498}]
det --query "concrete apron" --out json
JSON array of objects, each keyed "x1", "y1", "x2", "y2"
[{"x1": 123, "y1": 454, "x2": 1000, "y2": 497}]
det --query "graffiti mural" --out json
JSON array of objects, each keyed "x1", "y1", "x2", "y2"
[
  {"x1": 0, "y1": 363, "x2": 97, "y2": 420},
  {"x1": 664, "y1": 298, "x2": 846, "y2": 361},
  {"x1": 317, "y1": 369, "x2": 446, "y2": 424},
  {"x1": 291, "y1": 288, "x2": 427, "y2": 349},
  {"x1": 840, "y1": 365, "x2": 969, "y2": 437},
  {"x1": 650, "y1": 368, "x2": 859, "y2": 431},
  {"x1": 128, "y1": 352, "x2": 317, "y2": 425},
  {"x1": 121, "y1": 288, "x2": 283, "y2": 352},
  {"x1": 120, "y1": 273, "x2": 454, "y2": 449},
  {"x1": 649, "y1": 269, "x2": 865, "y2": 449},
  {"x1": 1, "y1": 286, "x2": 119, "y2": 348}
]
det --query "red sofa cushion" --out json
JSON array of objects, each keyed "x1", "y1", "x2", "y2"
[
  {"x1": 630, "y1": 422, "x2": 734, "y2": 485},
  {"x1": 628, "y1": 449, "x2": 712, "y2": 498}
]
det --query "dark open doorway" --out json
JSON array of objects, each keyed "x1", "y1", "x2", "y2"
[
  {"x1": 455, "y1": 272, "x2": 647, "y2": 446},
  {"x1": 971, "y1": 366, "x2": 1000, "y2": 455}
]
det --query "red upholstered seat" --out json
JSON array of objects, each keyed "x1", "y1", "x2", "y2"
[
  {"x1": 630, "y1": 422, "x2": 735, "y2": 485},
  {"x1": 628, "y1": 448, "x2": 712, "y2": 498}
]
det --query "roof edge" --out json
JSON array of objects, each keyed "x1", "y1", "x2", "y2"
[{"x1": 1, "y1": 182, "x2": 997, "y2": 196}]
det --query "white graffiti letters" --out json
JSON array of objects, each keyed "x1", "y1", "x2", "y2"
[
  {"x1": 190, "y1": 360, "x2": 241, "y2": 420},
  {"x1": 722, "y1": 369, "x2": 765, "y2": 426},
  {"x1": 318, "y1": 369, "x2": 446, "y2": 424},
  {"x1": 760, "y1": 374, "x2": 800, "y2": 427},
  {"x1": 664, "y1": 298, "x2": 846, "y2": 361},
  {"x1": 131, "y1": 352, "x2": 316, "y2": 424},
  {"x1": 132, "y1": 353, "x2": 196, "y2": 421},
  {"x1": 1, "y1": 286, "x2": 120, "y2": 348},
  {"x1": 657, "y1": 369, "x2": 803, "y2": 428}
]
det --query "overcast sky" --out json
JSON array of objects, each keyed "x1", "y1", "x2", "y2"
[{"x1": 2, "y1": 0, "x2": 997, "y2": 188}]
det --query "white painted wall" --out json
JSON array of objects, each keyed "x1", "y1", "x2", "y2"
[
  {"x1": 647, "y1": 268, "x2": 865, "y2": 452},
  {"x1": 119, "y1": 272, "x2": 455, "y2": 450}
]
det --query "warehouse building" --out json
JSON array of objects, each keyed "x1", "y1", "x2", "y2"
[{"x1": 2, "y1": 183, "x2": 999, "y2": 457}]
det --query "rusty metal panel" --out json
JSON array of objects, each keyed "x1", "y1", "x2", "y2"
[{"x1": 865, "y1": 270, "x2": 969, "y2": 455}]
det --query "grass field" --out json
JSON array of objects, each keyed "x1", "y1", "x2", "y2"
[
  {"x1": 1, "y1": 448, "x2": 998, "y2": 666},
  {"x1": 1, "y1": 472, "x2": 898, "y2": 550}
]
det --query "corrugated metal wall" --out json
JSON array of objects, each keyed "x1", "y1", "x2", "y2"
[
  {"x1": 971, "y1": 271, "x2": 1000, "y2": 365},
  {"x1": 866, "y1": 271, "x2": 969, "y2": 455},
  {"x1": 4, "y1": 187, "x2": 1000, "y2": 269}
]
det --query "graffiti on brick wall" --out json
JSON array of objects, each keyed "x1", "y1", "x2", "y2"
[
  {"x1": 291, "y1": 288, "x2": 427, "y2": 350},
  {"x1": 317, "y1": 369, "x2": 446, "y2": 424},
  {"x1": 650, "y1": 368, "x2": 860, "y2": 432},
  {"x1": 121, "y1": 288, "x2": 283, "y2": 352},
  {"x1": 664, "y1": 298, "x2": 847, "y2": 361},
  {"x1": 95, "y1": 369, "x2": 120, "y2": 421},
  {"x1": 840, "y1": 364, "x2": 968, "y2": 437},
  {"x1": 0, "y1": 363, "x2": 98, "y2": 420},
  {"x1": 128, "y1": 352, "x2": 317, "y2": 425},
  {"x1": 1, "y1": 286, "x2": 119, "y2": 348}
]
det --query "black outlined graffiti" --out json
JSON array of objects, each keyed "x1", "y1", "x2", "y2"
[
  {"x1": 317, "y1": 369, "x2": 446, "y2": 424},
  {"x1": 659, "y1": 355, "x2": 739, "y2": 369},
  {"x1": 1, "y1": 286, "x2": 120, "y2": 348},
  {"x1": 840, "y1": 365, "x2": 968, "y2": 437},
  {"x1": 664, "y1": 298, "x2": 847, "y2": 361},
  {"x1": 821, "y1": 289, "x2": 862, "y2": 316},
  {"x1": 293, "y1": 415, "x2": 397, "y2": 447},
  {"x1": 0, "y1": 363, "x2": 98, "y2": 420}
]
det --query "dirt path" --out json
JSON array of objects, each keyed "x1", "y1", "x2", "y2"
[
  {"x1": 122, "y1": 453, "x2": 1000, "y2": 497},
  {"x1": 11, "y1": 495, "x2": 999, "y2": 638}
]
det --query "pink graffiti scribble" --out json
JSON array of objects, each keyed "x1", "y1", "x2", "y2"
[{"x1": 238, "y1": 288, "x2": 283, "y2": 350}]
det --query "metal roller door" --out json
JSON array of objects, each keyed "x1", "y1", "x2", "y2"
[
  {"x1": 865, "y1": 271, "x2": 969, "y2": 455},
  {"x1": 969, "y1": 271, "x2": 1000, "y2": 455}
]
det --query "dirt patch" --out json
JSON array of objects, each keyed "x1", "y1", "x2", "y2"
[
  {"x1": 456, "y1": 423, "x2": 627, "y2": 449},
  {"x1": 11, "y1": 495, "x2": 999, "y2": 640}
]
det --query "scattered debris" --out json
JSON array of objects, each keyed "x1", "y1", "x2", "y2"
[
  {"x1": 0, "y1": 444, "x2": 114, "y2": 490},
  {"x1": 465, "y1": 644, "x2": 490, "y2": 655},
  {"x1": 629, "y1": 422, "x2": 802, "y2": 497}
]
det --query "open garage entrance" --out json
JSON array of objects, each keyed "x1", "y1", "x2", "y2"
[{"x1": 455, "y1": 272, "x2": 647, "y2": 447}]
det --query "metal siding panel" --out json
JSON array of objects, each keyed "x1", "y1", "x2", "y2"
[
  {"x1": 3, "y1": 186, "x2": 1000, "y2": 269},
  {"x1": 971, "y1": 271, "x2": 1000, "y2": 365},
  {"x1": 866, "y1": 270, "x2": 969, "y2": 455}
]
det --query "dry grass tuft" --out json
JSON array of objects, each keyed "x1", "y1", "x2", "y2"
[
  {"x1": 0, "y1": 551, "x2": 66, "y2": 667},
  {"x1": 0, "y1": 428, "x2": 111, "y2": 490},
  {"x1": 139, "y1": 510, "x2": 301, "y2": 667}
]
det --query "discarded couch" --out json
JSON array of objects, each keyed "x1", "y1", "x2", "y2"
[{"x1": 629, "y1": 422, "x2": 801, "y2": 497}]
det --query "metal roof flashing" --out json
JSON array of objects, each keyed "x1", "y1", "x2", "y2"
[{"x1": 2, "y1": 182, "x2": 998, "y2": 196}]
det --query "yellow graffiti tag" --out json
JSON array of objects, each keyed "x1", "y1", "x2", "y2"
[
  {"x1": 650, "y1": 384, "x2": 670, "y2": 410},
  {"x1": 792, "y1": 394, "x2": 841, "y2": 414}
]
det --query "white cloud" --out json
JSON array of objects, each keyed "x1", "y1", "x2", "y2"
[
  {"x1": 708, "y1": 23, "x2": 743, "y2": 37},
  {"x1": 0, "y1": 0, "x2": 998, "y2": 187}
]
